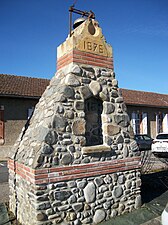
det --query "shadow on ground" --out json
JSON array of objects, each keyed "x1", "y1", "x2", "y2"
[{"x1": 141, "y1": 170, "x2": 168, "y2": 204}]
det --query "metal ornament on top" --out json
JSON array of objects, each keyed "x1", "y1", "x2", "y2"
[{"x1": 69, "y1": 5, "x2": 95, "y2": 36}]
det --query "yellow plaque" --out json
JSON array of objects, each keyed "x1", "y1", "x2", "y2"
[
  {"x1": 57, "y1": 19, "x2": 112, "y2": 58},
  {"x1": 77, "y1": 37, "x2": 108, "y2": 56}
]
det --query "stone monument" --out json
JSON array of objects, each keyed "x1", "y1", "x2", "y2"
[{"x1": 8, "y1": 11, "x2": 141, "y2": 225}]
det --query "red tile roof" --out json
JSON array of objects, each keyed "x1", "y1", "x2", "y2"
[
  {"x1": 120, "y1": 88, "x2": 168, "y2": 108},
  {"x1": 0, "y1": 74, "x2": 49, "y2": 98},
  {"x1": 0, "y1": 74, "x2": 168, "y2": 108}
]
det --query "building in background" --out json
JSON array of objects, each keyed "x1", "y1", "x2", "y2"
[
  {"x1": 0, "y1": 74, "x2": 48, "y2": 148},
  {"x1": 121, "y1": 89, "x2": 168, "y2": 137},
  {"x1": 0, "y1": 74, "x2": 168, "y2": 157}
]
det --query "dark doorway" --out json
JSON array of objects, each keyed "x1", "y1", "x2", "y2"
[{"x1": 85, "y1": 97, "x2": 103, "y2": 146}]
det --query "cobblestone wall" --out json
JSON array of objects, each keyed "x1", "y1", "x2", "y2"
[
  {"x1": 9, "y1": 18, "x2": 141, "y2": 225},
  {"x1": 10, "y1": 65, "x2": 138, "y2": 168},
  {"x1": 9, "y1": 165, "x2": 141, "y2": 225}
]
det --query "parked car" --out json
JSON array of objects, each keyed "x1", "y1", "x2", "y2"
[
  {"x1": 151, "y1": 133, "x2": 168, "y2": 157},
  {"x1": 134, "y1": 134, "x2": 153, "y2": 151},
  {"x1": 161, "y1": 202, "x2": 168, "y2": 225}
]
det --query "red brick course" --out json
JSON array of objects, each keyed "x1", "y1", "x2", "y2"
[
  {"x1": 57, "y1": 49, "x2": 113, "y2": 70},
  {"x1": 8, "y1": 157, "x2": 141, "y2": 185}
]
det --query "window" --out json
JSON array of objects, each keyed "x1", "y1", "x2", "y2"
[
  {"x1": 163, "y1": 114, "x2": 168, "y2": 133},
  {"x1": 156, "y1": 113, "x2": 164, "y2": 134},
  {"x1": 131, "y1": 112, "x2": 148, "y2": 135},
  {"x1": 156, "y1": 133, "x2": 168, "y2": 139},
  {"x1": 27, "y1": 107, "x2": 34, "y2": 119},
  {"x1": 155, "y1": 113, "x2": 168, "y2": 135},
  {"x1": 85, "y1": 97, "x2": 103, "y2": 146},
  {"x1": 0, "y1": 106, "x2": 4, "y2": 142}
]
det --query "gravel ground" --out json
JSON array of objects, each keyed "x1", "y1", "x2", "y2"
[{"x1": 0, "y1": 183, "x2": 9, "y2": 203}]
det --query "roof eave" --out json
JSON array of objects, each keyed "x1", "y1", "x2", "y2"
[
  {"x1": 0, "y1": 94, "x2": 40, "y2": 99},
  {"x1": 125, "y1": 102, "x2": 168, "y2": 109}
]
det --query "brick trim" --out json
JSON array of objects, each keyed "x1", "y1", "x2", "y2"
[
  {"x1": 57, "y1": 49, "x2": 114, "y2": 71},
  {"x1": 8, "y1": 157, "x2": 141, "y2": 185}
]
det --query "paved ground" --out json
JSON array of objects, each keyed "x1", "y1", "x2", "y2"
[
  {"x1": 0, "y1": 183, "x2": 9, "y2": 203},
  {"x1": 0, "y1": 161, "x2": 9, "y2": 204},
  {"x1": 0, "y1": 161, "x2": 8, "y2": 183}
]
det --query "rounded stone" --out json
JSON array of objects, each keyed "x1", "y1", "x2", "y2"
[
  {"x1": 55, "y1": 190, "x2": 71, "y2": 201},
  {"x1": 119, "y1": 204, "x2": 125, "y2": 213},
  {"x1": 116, "y1": 97, "x2": 123, "y2": 103},
  {"x1": 66, "y1": 212, "x2": 77, "y2": 221},
  {"x1": 99, "y1": 185, "x2": 108, "y2": 193},
  {"x1": 89, "y1": 80, "x2": 102, "y2": 96},
  {"x1": 68, "y1": 145, "x2": 75, "y2": 152},
  {"x1": 36, "y1": 212, "x2": 47, "y2": 221},
  {"x1": 118, "y1": 143, "x2": 123, "y2": 150},
  {"x1": 72, "y1": 119, "x2": 85, "y2": 136},
  {"x1": 104, "y1": 191, "x2": 112, "y2": 198},
  {"x1": 135, "y1": 195, "x2": 141, "y2": 208},
  {"x1": 77, "y1": 180, "x2": 87, "y2": 189},
  {"x1": 103, "y1": 201, "x2": 111, "y2": 209},
  {"x1": 45, "y1": 130, "x2": 58, "y2": 145},
  {"x1": 81, "y1": 157, "x2": 90, "y2": 163},
  {"x1": 74, "y1": 219, "x2": 81, "y2": 225},
  {"x1": 126, "y1": 180, "x2": 131, "y2": 189},
  {"x1": 111, "y1": 90, "x2": 118, "y2": 97},
  {"x1": 74, "y1": 101, "x2": 84, "y2": 110},
  {"x1": 65, "y1": 74, "x2": 80, "y2": 87},
  {"x1": 101, "y1": 71, "x2": 111, "y2": 76},
  {"x1": 104, "y1": 175, "x2": 112, "y2": 184},
  {"x1": 93, "y1": 209, "x2": 106, "y2": 224},
  {"x1": 118, "y1": 175, "x2": 126, "y2": 184},
  {"x1": 103, "y1": 102, "x2": 115, "y2": 114},
  {"x1": 59, "y1": 85, "x2": 75, "y2": 98},
  {"x1": 113, "y1": 114, "x2": 129, "y2": 127},
  {"x1": 64, "y1": 110, "x2": 74, "y2": 119},
  {"x1": 104, "y1": 124, "x2": 120, "y2": 136},
  {"x1": 71, "y1": 65, "x2": 82, "y2": 75},
  {"x1": 113, "y1": 186, "x2": 123, "y2": 198},
  {"x1": 67, "y1": 181, "x2": 76, "y2": 188},
  {"x1": 123, "y1": 145, "x2": 129, "y2": 157},
  {"x1": 84, "y1": 182, "x2": 96, "y2": 203},
  {"x1": 72, "y1": 203, "x2": 84, "y2": 212},
  {"x1": 68, "y1": 195, "x2": 77, "y2": 204},
  {"x1": 41, "y1": 144, "x2": 54, "y2": 155},
  {"x1": 112, "y1": 79, "x2": 118, "y2": 87},
  {"x1": 79, "y1": 86, "x2": 92, "y2": 99},
  {"x1": 116, "y1": 135, "x2": 124, "y2": 144},
  {"x1": 111, "y1": 209, "x2": 118, "y2": 218},
  {"x1": 61, "y1": 153, "x2": 73, "y2": 165},
  {"x1": 130, "y1": 140, "x2": 139, "y2": 152},
  {"x1": 99, "y1": 91, "x2": 109, "y2": 101},
  {"x1": 52, "y1": 116, "x2": 67, "y2": 132},
  {"x1": 94, "y1": 177, "x2": 104, "y2": 187}
]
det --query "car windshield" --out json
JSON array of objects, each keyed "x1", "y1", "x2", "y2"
[
  {"x1": 135, "y1": 135, "x2": 151, "y2": 140},
  {"x1": 143, "y1": 135, "x2": 152, "y2": 140},
  {"x1": 135, "y1": 136, "x2": 143, "y2": 140},
  {"x1": 156, "y1": 134, "x2": 168, "y2": 139}
]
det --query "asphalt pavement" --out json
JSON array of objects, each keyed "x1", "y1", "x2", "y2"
[{"x1": 0, "y1": 161, "x2": 8, "y2": 183}]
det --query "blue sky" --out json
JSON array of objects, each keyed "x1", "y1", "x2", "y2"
[{"x1": 0, "y1": 0, "x2": 168, "y2": 94}]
